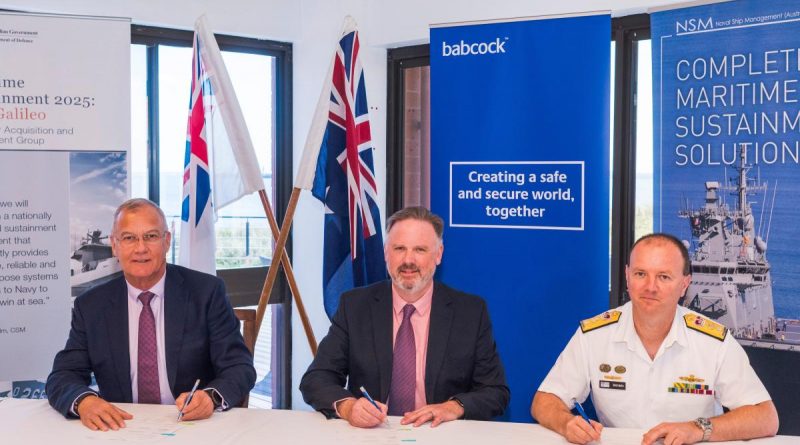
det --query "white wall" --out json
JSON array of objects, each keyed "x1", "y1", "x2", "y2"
[{"x1": 0, "y1": 0, "x2": 690, "y2": 410}]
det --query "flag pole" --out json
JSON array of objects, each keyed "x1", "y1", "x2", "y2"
[
  {"x1": 256, "y1": 188, "x2": 317, "y2": 355},
  {"x1": 191, "y1": 14, "x2": 317, "y2": 355},
  {"x1": 254, "y1": 187, "x2": 301, "y2": 341}
]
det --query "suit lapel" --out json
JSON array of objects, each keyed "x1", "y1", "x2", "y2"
[
  {"x1": 424, "y1": 282, "x2": 453, "y2": 403},
  {"x1": 164, "y1": 266, "x2": 187, "y2": 393},
  {"x1": 104, "y1": 277, "x2": 132, "y2": 402},
  {"x1": 371, "y1": 282, "x2": 394, "y2": 401}
]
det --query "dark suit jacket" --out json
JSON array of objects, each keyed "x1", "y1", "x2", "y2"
[
  {"x1": 300, "y1": 280, "x2": 509, "y2": 420},
  {"x1": 46, "y1": 264, "x2": 256, "y2": 417}
]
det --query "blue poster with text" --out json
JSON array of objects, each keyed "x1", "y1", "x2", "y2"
[
  {"x1": 431, "y1": 14, "x2": 610, "y2": 422},
  {"x1": 653, "y1": 0, "x2": 800, "y2": 352}
]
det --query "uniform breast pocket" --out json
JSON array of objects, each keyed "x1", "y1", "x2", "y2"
[{"x1": 591, "y1": 378, "x2": 636, "y2": 426}]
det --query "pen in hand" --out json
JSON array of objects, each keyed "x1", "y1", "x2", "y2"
[
  {"x1": 359, "y1": 386, "x2": 389, "y2": 424},
  {"x1": 177, "y1": 379, "x2": 201, "y2": 421},
  {"x1": 572, "y1": 398, "x2": 599, "y2": 431}
]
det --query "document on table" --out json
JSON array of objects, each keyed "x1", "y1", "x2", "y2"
[
  {"x1": 79, "y1": 409, "x2": 197, "y2": 443},
  {"x1": 329, "y1": 418, "x2": 423, "y2": 444},
  {"x1": 599, "y1": 428, "x2": 662, "y2": 445}
]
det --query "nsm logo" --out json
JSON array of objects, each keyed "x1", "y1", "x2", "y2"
[
  {"x1": 676, "y1": 17, "x2": 713, "y2": 33},
  {"x1": 442, "y1": 37, "x2": 508, "y2": 56}
]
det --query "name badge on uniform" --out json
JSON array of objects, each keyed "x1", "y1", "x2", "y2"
[{"x1": 599, "y1": 380, "x2": 626, "y2": 390}]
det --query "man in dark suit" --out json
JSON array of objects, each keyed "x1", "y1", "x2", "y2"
[
  {"x1": 46, "y1": 198, "x2": 255, "y2": 431},
  {"x1": 300, "y1": 207, "x2": 508, "y2": 428}
]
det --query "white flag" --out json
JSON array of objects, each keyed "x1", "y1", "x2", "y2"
[{"x1": 179, "y1": 15, "x2": 264, "y2": 275}]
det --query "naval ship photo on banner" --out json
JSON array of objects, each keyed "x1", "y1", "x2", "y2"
[{"x1": 652, "y1": 0, "x2": 800, "y2": 351}]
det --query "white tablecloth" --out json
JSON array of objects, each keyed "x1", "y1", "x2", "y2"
[{"x1": 0, "y1": 399, "x2": 796, "y2": 445}]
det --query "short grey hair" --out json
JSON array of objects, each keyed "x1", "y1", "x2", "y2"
[{"x1": 112, "y1": 198, "x2": 168, "y2": 233}]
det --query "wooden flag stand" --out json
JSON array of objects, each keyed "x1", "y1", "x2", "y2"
[
  {"x1": 193, "y1": 14, "x2": 318, "y2": 357},
  {"x1": 254, "y1": 188, "x2": 317, "y2": 356}
]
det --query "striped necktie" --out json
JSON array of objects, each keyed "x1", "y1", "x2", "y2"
[{"x1": 389, "y1": 304, "x2": 416, "y2": 415}]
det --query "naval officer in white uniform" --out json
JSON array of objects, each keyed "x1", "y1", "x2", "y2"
[{"x1": 531, "y1": 233, "x2": 778, "y2": 445}]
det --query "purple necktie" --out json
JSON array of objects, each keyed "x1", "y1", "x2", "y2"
[
  {"x1": 137, "y1": 291, "x2": 161, "y2": 404},
  {"x1": 389, "y1": 304, "x2": 416, "y2": 416}
]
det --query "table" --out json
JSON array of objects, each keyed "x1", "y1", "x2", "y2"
[{"x1": 0, "y1": 398, "x2": 796, "y2": 445}]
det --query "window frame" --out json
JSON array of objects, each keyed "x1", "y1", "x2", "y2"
[
  {"x1": 610, "y1": 14, "x2": 650, "y2": 308},
  {"x1": 131, "y1": 25, "x2": 293, "y2": 408}
]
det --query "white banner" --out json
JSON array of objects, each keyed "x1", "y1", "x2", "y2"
[{"x1": 0, "y1": 12, "x2": 130, "y2": 383}]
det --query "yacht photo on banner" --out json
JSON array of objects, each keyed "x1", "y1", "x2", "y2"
[
  {"x1": 652, "y1": 0, "x2": 800, "y2": 352},
  {"x1": 0, "y1": 12, "x2": 130, "y2": 398},
  {"x1": 430, "y1": 13, "x2": 610, "y2": 422}
]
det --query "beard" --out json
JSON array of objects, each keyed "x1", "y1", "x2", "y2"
[{"x1": 391, "y1": 263, "x2": 433, "y2": 294}]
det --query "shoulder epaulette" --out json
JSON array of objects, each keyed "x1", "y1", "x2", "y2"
[
  {"x1": 580, "y1": 310, "x2": 622, "y2": 333},
  {"x1": 684, "y1": 314, "x2": 727, "y2": 341}
]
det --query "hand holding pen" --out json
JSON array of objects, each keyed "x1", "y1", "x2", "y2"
[
  {"x1": 335, "y1": 386, "x2": 388, "y2": 428},
  {"x1": 359, "y1": 386, "x2": 389, "y2": 425},
  {"x1": 175, "y1": 379, "x2": 203, "y2": 422},
  {"x1": 567, "y1": 398, "x2": 603, "y2": 444}
]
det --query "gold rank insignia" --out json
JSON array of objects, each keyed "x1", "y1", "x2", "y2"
[
  {"x1": 684, "y1": 314, "x2": 728, "y2": 341},
  {"x1": 679, "y1": 374, "x2": 705, "y2": 383},
  {"x1": 580, "y1": 311, "x2": 622, "y2": 333}
]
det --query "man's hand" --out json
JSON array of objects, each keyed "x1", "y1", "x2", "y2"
[
  {"x1": 76, "y1": 395, "x2": 133, "y2": 431},
  {"x1": 562, "y1": 415, "x2": 603, "y2": 444},
  {"x1": 338, "y1": 397, "x2": 387, "y2": 428},
  {"x1": 175, "y1": 389, "x2": 214, "y2": 421},
  {"x1": 642, "y1": 421, "x2": 704, "y2": 445},
  {"x1": 400, "y1": 400, "x2": 464, "y2": 427}
]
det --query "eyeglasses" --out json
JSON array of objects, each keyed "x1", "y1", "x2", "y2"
[{"x1": 115, "y1": 231, "x2": 166, "y2": 247}]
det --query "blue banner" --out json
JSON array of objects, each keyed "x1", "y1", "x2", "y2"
[
  {"x1": 431, "y1": 14, "x2": 610, "y2": 422},
  {"x1": 653, "y1": 0, "x2": 800, "y2": 349}
]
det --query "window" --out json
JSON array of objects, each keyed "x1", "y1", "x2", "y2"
[
  {"x1": 387, "y1": 45, "x2": 429, "y2": 216},
  {"x1": 610, "y1": 15, "x2": 650, "y2": 305},
  {"x1": 131, "y1": 26, "x2": 292, "y2": 409}
]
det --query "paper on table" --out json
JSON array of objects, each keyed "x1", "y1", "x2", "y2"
[
  {"x1": 599, "y1": 428, "x2": 660, "y2": 445},
  {"x1": 326, "y1": 417, "x2": 424, "y2": 444},
  {"x1": 79, "y1": 408, "x2": 197, "y2": 443}
]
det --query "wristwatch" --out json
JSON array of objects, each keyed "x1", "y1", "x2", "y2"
[
  {"x1": 72, "y1": 392, "x2": 98, "y2": 417},
  {"x1": 694, "y1": 417, "x2": 713, "y2": 442},
  {"x1": 204, "y1": 388, "x2": 224, "y2": 410}
]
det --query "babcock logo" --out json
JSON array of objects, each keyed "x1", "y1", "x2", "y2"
[{"x1": 441, "y1": 37, "x2": 508, "y2": 56}]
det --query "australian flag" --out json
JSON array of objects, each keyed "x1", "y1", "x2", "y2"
[{"x1": 308, "y1": 20, "x2": 387, "y2": 319}]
